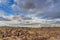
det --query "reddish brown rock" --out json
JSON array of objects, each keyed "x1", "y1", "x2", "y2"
[{"x1": 0, "y1": 27, "x2": 60, "y2": 40}]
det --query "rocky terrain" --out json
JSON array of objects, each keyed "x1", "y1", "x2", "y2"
[{"x1": 0, "y1": 27, "x2": 60, "y2": 40}]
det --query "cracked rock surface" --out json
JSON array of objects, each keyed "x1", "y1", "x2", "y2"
[{"x1": 0, "y1": 27, "x2": 60, "y2": 40}]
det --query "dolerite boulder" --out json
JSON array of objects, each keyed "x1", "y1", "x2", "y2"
[{"x1": 0, "y1": 27, "x2": 60, "y2": 40}]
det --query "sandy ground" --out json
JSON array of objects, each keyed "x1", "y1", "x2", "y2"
[{"x1": 0, "y1": 27, "x2": 60, "y2": 40}]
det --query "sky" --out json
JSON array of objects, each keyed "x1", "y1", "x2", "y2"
[{"x1": 0, "y1": 0, "x2": 60, "y2": 27}]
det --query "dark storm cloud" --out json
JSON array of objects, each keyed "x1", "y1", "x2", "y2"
[
  {"x1": 19, "y1": 0, "x2": 46, "y2": 9},
  {"x1": 22, "y1": 17, "x2": 32, "y2": 20},
  {"x1": 0, "y1": 17, "x2": 11, "y2": 21},
  {"x1": 13, "y1": 14, "x2": 32, "y2": 20},
  {"x1": 22, "y1": 1, "x2": 35, "y2": 9},
  {"x1": 47, "y1": 12, "x2": 60, "y2": 19},
  {"x1": 36, "y1": 11, "x2": 60, "y2": 19},
  {"x1": 20, "y1": 14, "x2": 32, "y2": 20},
  {"x1": 15, "y1": 0, "x2": 60, "y2": 19}
]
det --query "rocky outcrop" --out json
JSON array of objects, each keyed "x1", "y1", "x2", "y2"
[{"x1": 0, "y1": 27, "x2": 60, "y2": 40}]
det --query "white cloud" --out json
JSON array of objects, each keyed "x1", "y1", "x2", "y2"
[
  {"x1": 0, "y1": 0, "x2": 9, "y2": 5},
  {"x1": 0, "y1": 0, "x2": 60, "y2": 27},
  {"x1": 0, "y1": 13, "x2": 60, "y2": 27},
  {"x1": 0, "y1": 0, "x2": 5, "y2": 3},
  {"x1": 0, "y1": 10, "x2": 5, "y2": 17},
  {"x1": 11, "y1": 4, "x2": 16, "y2": 8},
  {"x1": 14, "y1": 0, "x2": 20, "y2": 3},
  {"x1": 13, "y1": 0, "x2": 60, "y2": 19}
]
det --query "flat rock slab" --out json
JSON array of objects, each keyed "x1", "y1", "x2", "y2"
[{"x1": 0, "y1": 27, "x2": 60, "y2": 40}]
